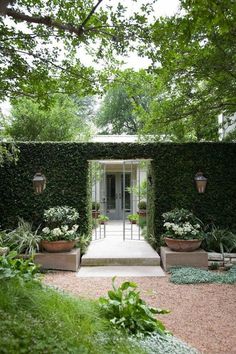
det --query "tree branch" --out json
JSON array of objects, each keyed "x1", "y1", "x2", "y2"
[
  {"x1": 5, "y1": 0, "x2": 104, "y2": 38},
  {"x1": 80, "y1": 0, "x2": 103, "y2": 29}
]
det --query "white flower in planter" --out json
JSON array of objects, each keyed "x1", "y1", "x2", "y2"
[
  {"x1": 52, "y1": 228, "x2": 63, "y2": 236},
  {"x1": 61, "y1": 225, "x2": 69, "y2": 232},
  {"x1": 42, "y1": 227, "x2": 50, "y2": 234},
  {"x1": 72, "y1": 224, "x2": 79, "y2": 231}
]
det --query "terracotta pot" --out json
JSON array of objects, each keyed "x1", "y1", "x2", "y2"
[
  {"x1": 99, "y1": 221, "x2": 107, "y2": 225},
  {"x1": 41, "y1": 240, "x2": 76, "y2": 253},
  {"x1": 138, "y1": 210, "x2": 146, "y2": 217},
  {"x1": 130, "y1": 220, "x2": 137, "y2": 224},
  {"x1": 164, "y1": 237, "x2": 202, "y2": 252},
  {"x1": 92, "y1": 210, "x2": 100, "y2": 219}
]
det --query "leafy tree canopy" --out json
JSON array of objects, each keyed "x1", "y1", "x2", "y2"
[
  {"x1": 3, "y1": 94, "x2": 94, "y2": 141},
  {"x1": 146, "y1": 0, "x2": 236, "y2": 131},
  {"x1": 96, "y1": 85, "x2": 140, "y2": 134},
  {"x1": 103, "y1": 69, "x2": 219, "y2": 141},
  {"x1": 0, "y1": 0, "x2": 154, "y2": 102}
]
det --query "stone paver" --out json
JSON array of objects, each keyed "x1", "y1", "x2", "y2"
[{"x1": 77, "y1": 266, "x2": 165, "y2": 277}]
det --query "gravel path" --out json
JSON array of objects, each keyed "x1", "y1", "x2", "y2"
[{"x1": 44, "y1": 272, "x2": 236, "y2": 354}]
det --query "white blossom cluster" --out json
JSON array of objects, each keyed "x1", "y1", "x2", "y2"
[
  {"x1": 44, "y1": 206, "x2": 79, "y2": 223},
  {"x1": 42, "y1": 224, "x2": 79, "y2": 240},
  {"x1": 164, "y1": 222, "x2": 201, "y2": 237}
]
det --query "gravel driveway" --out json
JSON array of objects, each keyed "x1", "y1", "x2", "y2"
[{"x1": 44, "y1": 272, "x2": 236, "y2": 354}]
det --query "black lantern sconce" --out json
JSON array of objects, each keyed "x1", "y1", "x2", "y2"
[
  {"x1": 194, "y1": 171, "x2": 207, "y2": 193},
  {"x1": 33, "y1": 172, "x2": 46, "y2": 194}
]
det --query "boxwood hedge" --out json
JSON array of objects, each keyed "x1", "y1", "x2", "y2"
[{"x1": 0, "y1": 142, "x2": 235, "y2": 244}]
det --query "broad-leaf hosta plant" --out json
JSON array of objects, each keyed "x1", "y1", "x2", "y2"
[
  {"x1": 99, "y1": 277, "x2": 170, "y2": 336},
  {"x1": 0, "y1": 251, "x2": 40, "y2": 281},
  {"x1": 162, "y1": 208, "x2": 204, "y2": 240}
]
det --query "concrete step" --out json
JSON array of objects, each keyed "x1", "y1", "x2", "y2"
[
  {"x1": 81, "y1": 256, "x2": 160, "y2": 266},
  {"x1": 81, "y1": 238, "x2": 160, "y2": 266},
  {"x1": 77, "y1": 266, "x2": 165, "y2": 277}
]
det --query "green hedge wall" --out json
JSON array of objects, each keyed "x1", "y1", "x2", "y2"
[
  {"x1": 0, "y1": 142, "x2": 235, "y2": 243},
  {"x1": 149, "y1": 143, "x2": 236, "y2": 241}
]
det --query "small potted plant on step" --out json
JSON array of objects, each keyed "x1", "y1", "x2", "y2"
[
  {"x1": 41, "y1": 206, "x2": 80, "y2": 252},
  {"x1": 162, "y1": 208, "x2": 205, "y2": 252},
  {"x1": 92, "y1": 202, "x2": 100, "y2": 219},
  {"x1": 128, "y1": 214, "x2": 139, "y2": 225},
  {"x1": 137, "y1": 200, "x2": 147, "y2": 218},
  {"x1": 98, "y1": 215, "x2": 109, "y2": 225}
]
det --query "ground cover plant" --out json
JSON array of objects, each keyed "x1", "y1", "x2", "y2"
[{"x1": 170, "y1": 266, "x2": 236, "y2": 285}]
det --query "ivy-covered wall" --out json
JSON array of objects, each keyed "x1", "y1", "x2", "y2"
[
  {"x1": 149, "y1": 143, "x2": 236, "y2": 241},
  {"x1": 0, "y1": 142, "x2": 235, "y2": 242}
]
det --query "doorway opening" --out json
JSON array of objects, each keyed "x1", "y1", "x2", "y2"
[{"x1": 90, "y1": 159, "x2": 150, "y2": 240}]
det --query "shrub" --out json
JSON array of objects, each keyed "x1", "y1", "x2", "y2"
[
  {"x1": 0, "y1": 251, "x2": 40, "y2": 281},
  {"x1": 138, "y1": 200, "x2": 147, "y2": 210},
  {"x1": 99, "y1": 277, "x2": 170, "y2": 336},
  {"x1": 2, "y1": 218, "x2": 41, "y2": 255},
  {"x1": 44, "y1": 206, "x2": 79, "y2": 228},
  {"x1": 202, "y1": 225, "x2": 236, "y2": 253},
  {"x1": 92, "y1": 202, "x2": 100, "y2": 211},
  {"x1": 142, "y1": 227, "x2": 158, "y2": 250},
  {"x1": 76, "y1": 234, "x2": 92, "y2": 255}
]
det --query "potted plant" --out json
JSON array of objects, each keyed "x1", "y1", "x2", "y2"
[
  {"x1": 128, "y1": 214, "x2": 139, "y2": 224},
  {"x1": 41, "y1": 206, "x2": 79, "y2": 252},
  {"x1": 98, "y1": 215, "x2": 109, "y2": 225},
  {"x1": 137, "y1": 200, "x2": 147, "y2": 218},
  {"x1": 92, "y1": 201, "x2": 100, "y2": 219},
  {"x1": 162, "y1": 208, "x2": 205, "y2": 252}
]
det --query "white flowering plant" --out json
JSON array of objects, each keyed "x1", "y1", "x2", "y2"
[
  {"x1": 162, "y1": 208, "x2": 204, "y2": 240},
  {"x1": 42, "y1": 224, "x2": 79, "y2": 241},
  {"x1": 44, "y1": 206, "x2": 79, "y2": 228},
  {"x1": 42, "y1": 206, "x2": 80, "y2": 241}
]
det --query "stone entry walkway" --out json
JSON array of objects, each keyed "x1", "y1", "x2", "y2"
[{"x1": 78, "y1": 220, "x2": 165, "y2": 277}]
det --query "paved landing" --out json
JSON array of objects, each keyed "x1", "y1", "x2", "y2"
[
  {"x1": 81, "y1": 237, "x2": 160, "y2": 266},
  {"x1": 80, "y1": 220, "x2": 164, "y2": 276},
  {"x1": 77, "y1": 266, "x2": 165, "y2": 277}
]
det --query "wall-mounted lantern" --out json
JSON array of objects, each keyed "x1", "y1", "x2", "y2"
[
  {"x1": 194, "y1": 171, "x2": 207, "y2": 193},
  {"x1": 33, "y1": 172, "x2": 46, "y2": 194}
]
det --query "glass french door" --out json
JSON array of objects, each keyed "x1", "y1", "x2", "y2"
[{"x1": 106, "y1": 173, "x2": 131, "y2": 220}]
